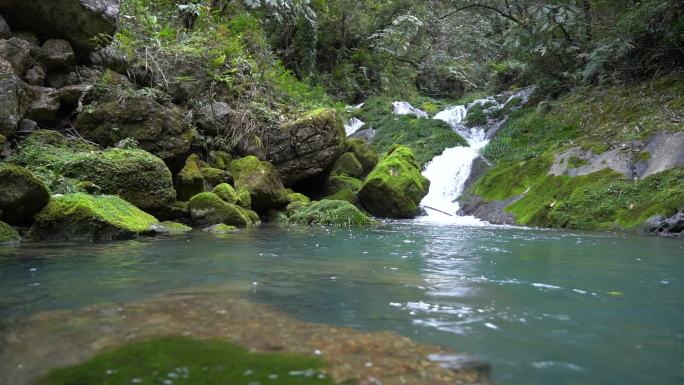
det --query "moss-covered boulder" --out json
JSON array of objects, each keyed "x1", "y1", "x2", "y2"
[
  {"x1": 0, "y1": 220, "x2": 20, "y2": 244},
  {"x1": 209, "y1": 150, "x2": 232, "y2": 170},
  {"x1": 229, "y1": 156, "x2": 290, "y2": 213},
  {"x1": 75, "y1": 86, "x2": 194, "y2": 163},
  {"x1": 159, "y1": 221, "x2": 193, "y2": 235},
  {"x1": 332, "y1": 152, "x2": 364, "y2": 178},
  {"x1": 322, "y1": 175, "x2": 362, "y2": 204},
  {"x1": 0, "y1": 163, "x2": 50, "y2": 225},
  {"x1": 287, "y1": 191, "x2": 310, "y2": 204},
  {"x1": 212, "y1": 183, "x2": 238, "y2": 205},
  {"x1": 359, "y1": 146, "x2": 430, "y2": 218},
  {"x1": 10, "y1": 131, "x2": 176, "y2": 216},
  {"x1": 203, "y1": 223, "x2": 238, "y2": 235},
  {"x1": 188, "y1": 192, "x2": 259, "y2": 228},
  {"x1": 201, "y1": 167, "x2": 233, "y2": 189},
  {"x1": 236, "y1": 187, "x2": 251, "y2": 209},
  {"x1": 175, "y1": 154, "x2": 205, "y2": 201},
  {"x1": 286, "y1": 200, "x2": 373, "y2": 226},
  {"x1": 345, "y1": 138, "x2": 378, "y2": 174},
  {"x1": 31, "y1": 193, "x2": 160, "y2": 241},
  {"x1": 266, "y1": 108, "x2": 345, "y2": 185}
]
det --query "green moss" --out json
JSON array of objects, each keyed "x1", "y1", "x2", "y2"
[
  {"x1": 331, "y1": 152, "x2": 363, "y2": 178},
  {"x1": 468, "y1": 156, "x2": 552, "y2": 202},
  {"x1": 464, "y1": 104, "x2": 487, "y2": 127},
  {"x1": 31, "y1": 194, "x2": 159, "y2": 240},
  {"x1": 201, "y1": 167, "x2": 233, "y2": 189},
  {"x1": 567, "y1": 156, "x2": 589, "y2": 168},
  {"x1": 326, "y1": 175, "x2": 362, "y2": 195},
  {"x1": 288, "y1": 192, "x2": 311, "y2": 204},
  {"x1": 323, "y1": 188, "x2": 357, "y2": 204},
  {"x1": 210, "y1": 151, "x2": 233, "y2": 170},
  {"x1": 212, "y1": 183, "x2": 238, "y2": 204},
  {"x1": 287, "y1": 200, "x2": 373, "y2": 226},
  {"x1": 345, "y1": 138, "x2": 378, "y2": 174},
  {"x1": 188, "y1": 192, "x2": 258, "y2": 228},
  {"x1": 0, "y1": 163, "x2": 50, "y2": 225},
  {"x1": 37, "y1": 336, "x2": 331, "y2": 385},
  {"x1": 160, "y1": 221, "x2": 193, "y2": 234},
  {"x1": 636, "y1": 151, "x2": 651, "y2": 162},
  {"x1": 229, "y1": 156, "x2": 290, "y2": 213},
  {"x1": 203, "y1": 223, "x2": 239, "y2": 234},
  {"x1": 236, "y1": 187, "x2": 252, "y2": 209},
  {"x1": 358, "y1": 146, "x2": 430, "y2": 218},
  {"x1": 176, "y1": 154, "x2": 205, "y2": 201},
  {"x1": 0, "y1": 221, "x2": 20, "y2": 244}
]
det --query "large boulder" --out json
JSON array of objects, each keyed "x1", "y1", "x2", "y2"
[
  {"x1": 30, "y1": 193, "x2": 160, "y2": 241},
  {"x1": 0, "y1": 73, "x2": 29, "y2": 139},
  {"x1": 266, "y1": 108, "x2": 345, "y2": 185},
  {"x1": 75, "y1": 87, "x2": 194, "y2": 163},
  {"x1": 229, "y1": 156, "x2": 290, "y2": 214},
  {"x1": 0, "y1": 37, "x2": 33, "y2": 76},
  {"x1": 324, "y1": 175, "x2": 363, "y2": 204},
  {"x1": 358, "y1": 146, "x2": 430, "y2": 219},
  {"x1": 0, "y1": 163, "x2": 50, "y2": 225},
  {"x1": 345, "y1": 138, "x2": 378, "y2": 175},
  {"x1": 188, "y1": 192, "x2": 259, "y2": 228},
  {"x1": 195, "y1": 101, "x2": 231, "y2": 136},
  {"x1": 10, "y1": 130, "x2": 176, "y2": 215},
  {"x1": 331, "y1": 152, "x2": 364, "y2": 178},
  {"x1": 0, "y1": 0, "x2": 119, "y2": 54},
  {"x1": 0, "y1": 220, "x2": 20, "y2": 244},
  {"x1": 40, "y1": 39, "x2": 76, "y2": 69}
]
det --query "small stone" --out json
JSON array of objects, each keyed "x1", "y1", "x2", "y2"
[{"x1": 40, "y1": 39, "x2": 76, "y2": 69}]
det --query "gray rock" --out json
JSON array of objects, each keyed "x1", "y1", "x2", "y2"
[
  {"x1": 0, "y1": 37, "x2": 34, "y2": 76},
  {"x1": 350, "y1": 128, "x2": 376, "y2": 142},
  {"x1": 0, "y1": 0, "x2": 119, "y2": 54},
  {"x1": 0, "y1": 73, "x2": 29, "y2": 139},
  {"x1": 0, "y1": 13, "x2": 10, "y2": 39},
  {"x1": 549, "y1": 146, "x2": 634, "y2": 178},
  {"x1": 26, "y1": 86, "x2": 60, "y2": 123},
  {"x1": 265, "y1": 109, "x2": 346, "y2": 186},
  {"x1": 40, "y1": 39, "x2": 76, "y2": 69},
  {"x1": 0, "y1": 163, "x2": 50, "y2": 226},
  {"x1": 462, "y1": 156, "x2": 491, "y2": 194},
  {"x1": 641, "y1": 131, "x2": 684, "y2": 178},
  {"x1": 457, "y1": 195, "x2": 519, "y2": 225},
  {"x1": 88, "y1": 44, "x2": 129, "y2": 73},
  {"x1": 643, "y1": 211, "x2": 684, "y2": 236},
  {"x1": 56, "y1": 84, "x2": 90, "y2": 111},
  {"x1": 0, "y1": 57, "x2": 12, "y2": 74},
  {"x1": 24, "y1": 65, "x2": 46, "y2": 86},
  {"x1": 17, "y1": 119, "x2": 38, "y2": 134},
  {"x1": 195, "y1": 101, "x2": 231, "y2": 136}
]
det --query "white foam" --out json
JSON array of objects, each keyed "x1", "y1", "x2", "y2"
[
  {"x1": 392, "y1": 101, "x2": 428, "y2": 118},
  {"x1": 344, "y1": 117, "x2": 364, "y2": 136}
]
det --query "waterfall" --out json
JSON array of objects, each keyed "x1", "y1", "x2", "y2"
[
  {"x1": 344, "y1": 117, "x2": 365, "y2": 136},
  {"x1": 417, "y1": 105, "x2": 489, "y2": 225},
  {"x1": 392, "y1": 101, "x2": 428, "y2": 118}
]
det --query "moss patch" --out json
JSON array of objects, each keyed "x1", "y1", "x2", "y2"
[
  {"x1": 160, "y1": 221, "x2": 193, "y2": 235},
  {"x1": 469, "y1": 156, "x2": 553, "y2": 202},
  {"x1": 344, "y1": 138, "x2": 378, "y2": 174},
  {"x1": 31, "y1": 194, "x2": 159, "y2": 240},
  {"x1": 0, "y1": 221, "x2": 20, "y2": 244},
  {"x1": 176, "y1": 154, "x2": 205, "y2": 201},
  {"x1": 229, "y1": 156, "x2": 290, "y2": 213},
  {"x1": 188, "y1": 192, "x2": 259, "y2": 228},
  {"x1": 37, "y1": 336, "x2": 331, "y2": 385},
  {"x1": 287, "y1": 200, "x2": 373, "y2": 226},
  {"x1": 331, "y1": 152, "x2": 363, "y2": 178},
  {"x1": 212, "y1": 183, "x2": 239, "y2": 205}
]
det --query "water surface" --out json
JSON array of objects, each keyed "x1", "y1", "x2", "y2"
[{"x1": 1, "y1": 224, "x2": 682, "y2": 385}]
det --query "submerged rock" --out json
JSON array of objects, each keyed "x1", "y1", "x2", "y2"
[
  {"x1": 229, "y1": 156, "x2": 290, "y2": 214},
  {"x1": 0, "y1": 0, "x2": 119, "y2": 54},
  {"x1": 359, "y1": 146, "x2": 430, "y2": 219},
  {"x1": 188, "y1": 192, "x2": 259, "y2": 228},
  {"x1": 158, "y1": 221, "x2": 193, "y2": 235},
  {"x1": 30, "y1": 193, "x2": 160, "y2": 241},
  {"x1": 266, "y1": 108, "x2": 345, "y2": 185},
  {"x1": 0, "y1": 220, "x2": 20, "y2": 244},
  {"x1": 286, "y1": 200, "x2": 373, "y2": 226},
  {"x1": 0, "y1": 163, "x2": 50, "y2": 225}
]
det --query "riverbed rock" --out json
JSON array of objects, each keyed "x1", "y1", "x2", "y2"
[
  {"x1": 26, "y1": 86, "x2": 60, "y2": 123},
  {"x1": 195, "y1": 101, "x2": 231, "y2": 136},
  {"x1": 0, "y1": 0, "x2": 119, "y2": 54},
  {"x1": 40, "y1": 39, "x2": 76, "y2": 69},
  {"x1": 11, "y1": 130, "x2": 176, "y2": 216},
  {"x1": 229, "y1": 156, "x2": 290, "y2": 214},
  {"x1": 203, "y1": 223, "x2": 238, "y2": 235},
  {"x1": 158, "y1": 221, "x2": 192, "y2": 235},
  {"x1": 324, "y1": 175, "x2": 362, "y2": 204},
  {"x1": 175, "y1": 154, "x2": 205, "y2": 201},
  {"x1": 25, "y1": 65, "x2": 46, "y2": 86},
  {"x1": 75, "y1": 87, "x2": 194, "y2": 163},
  {"x1": 266, "y1": 108, "x2": 345, "y2": 185},
  {"x1": 0, "y1": 37, "x2": 33, "y2": 76},
  {"x1": 331, "y1": 152, "x2": 364, "y2": 178},
  {"x1": 286, "y1": 199, "x2": 373, "y2": 226},
  {"x1": 212, "y1": 183, "x2": 238, "y2": 205},
  {"x1": 345, "y1": 138, "x2": 378, "y2": 175},
  {"x1": 31, "y1": 193, "x2": 160, "y2": 241},
  {"x1": 0, "y1": 220, "x2": 20, "y2": 243},
  {"x1": 0, "y1": 73, "x2": 29, "y2": 139},
  {"x1": 201, "y1": 167, "x2": 233, "y2": 189},
  {"x1": 358, "y1": 146, "x2": 429, "y2": 218},
  {"x1": 188, "y1": 192, "x2": 259, "y2": 228},
  {"x1": 0, "y1": 163, "x2": 50, "y2": 225}
]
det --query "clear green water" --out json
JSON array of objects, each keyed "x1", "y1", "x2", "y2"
[{"x1": 1, "y1": 224, "x2": 683, "y2": 385}]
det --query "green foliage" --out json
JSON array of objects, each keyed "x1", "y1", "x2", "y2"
[
  {"x1": 287, "y1": 200, "x2": 373, "y2": 226},
  {"x1": 37, "y1": 336, "x2": 331, "y2": 385},
  {"x1": 470, "y1": 156, "x2": 553, "y2": 202}
]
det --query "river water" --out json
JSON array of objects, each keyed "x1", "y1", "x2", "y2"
[{"x1": 1, "y1": 224, "x2": 682, "y2": 385}]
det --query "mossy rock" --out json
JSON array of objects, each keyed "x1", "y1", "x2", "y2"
[
  {"x1": 359, "y1": 146, "x2": 430, "y2": 219},
  {"x1": 203, "y1": 223, "x2": 238, "y2": 235},
  {"x1": 286, "y1": 200, "x2": 373, "y2": 226},
  {"x1": 10, "y1": 131, "x2": 176, "y2": 216},
  {"x1": 176, "y1": 154, "x2": 205, "y2": 201},
  {"x1": 36, "y1": 336, "x2": 330, "y2": 385},
  {"x1": 188, "y1": 192, "x2": 259, "y2": 228},
  {"x1": 229, "y1": 156, "x2": 290, "y2": 213},
  {"x1": 331, "y1": 152, "x2": 364, "y2": 178},
  {"x1": 326, "y1": 175, "x2": 363, "y2": 195},
  {"x1": 236, "y1": 187, "x2": 252, "y2": 209},
  {"x1": 323, "y1": 188, "x2": 357, "y2": 204},
  {"x1": 0, "y1": 220, "x2": 20, "y2": 244},
  {"x1": 345, "y1": 138, "x2": 378, "y2": 174},
  {"x1": 209, "y1": 150, "x2": 232, "y2": 170},
  {"x1": 202, "y1": 167, "x2": 234, "y2": 189},
  {"x1": 159, "y1": 221, "x2": 193, "y2": 235},
  {"x1": 212, "y1": 183, "x2": 238, "y2": 205},
  {"x1": 31, "y1": 193, "x2": 160, "y2": 241},
  {"x1": 0, "y1": 163, "x2": 50, "y2": 225},
  {"x1": 0, "y1": 134, "x2": 6, "y2": 147},
  {"x1": 288, "y1": 192, "x2": 311, "y2": 204}
]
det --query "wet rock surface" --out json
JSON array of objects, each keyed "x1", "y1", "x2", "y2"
[{"x1": 0, "y1": 286, "x2": 493, "y2": 385}]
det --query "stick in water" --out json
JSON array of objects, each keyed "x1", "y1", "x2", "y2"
[{"x1": 422, "y1": 206, "x2": 454, "y2": 217}]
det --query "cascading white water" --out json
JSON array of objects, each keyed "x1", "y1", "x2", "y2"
[
  {"x1": 344, "y1": 117, "x2": 364, "y2": 136},
  {"x1": 417, "y1": 105, "x2": 489, "y2": 225},
  {"x1": 392, "y1": 101, "x2": 428, "y2": 118}
]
